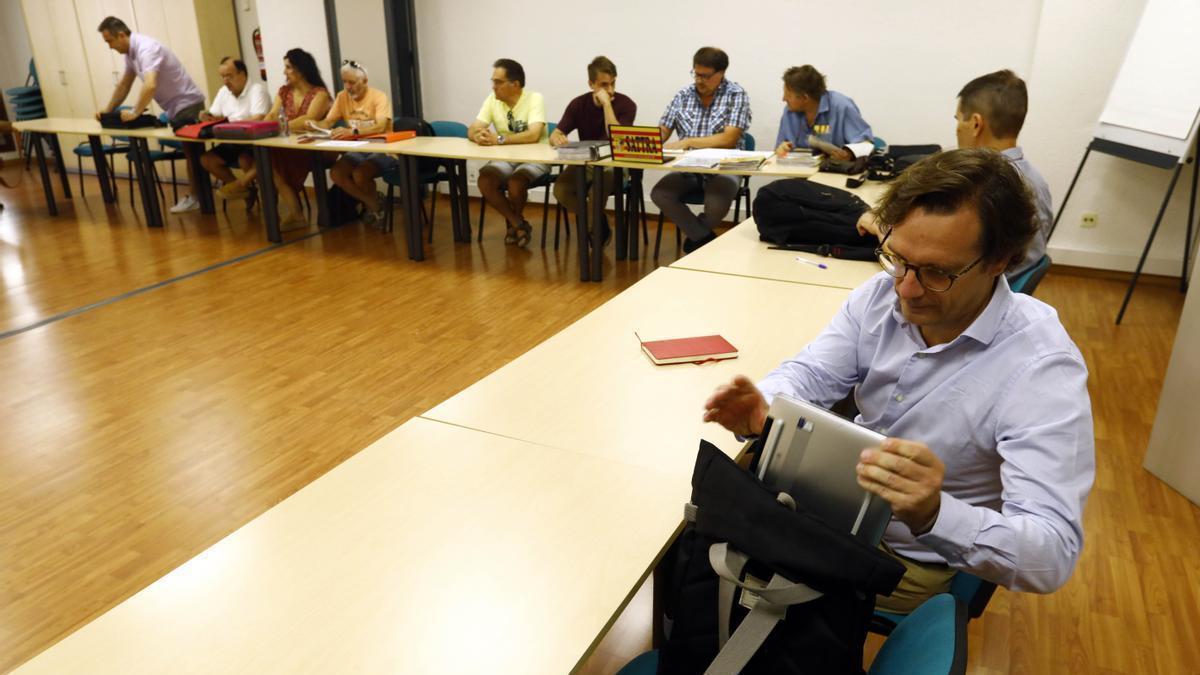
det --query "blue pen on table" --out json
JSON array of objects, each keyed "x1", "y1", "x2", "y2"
[{"x1": 795, "y1": 256, "x2": 828, "y2": 270}]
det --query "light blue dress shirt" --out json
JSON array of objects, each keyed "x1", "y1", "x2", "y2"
[
  {"x1": 757, "y1": 273, "x2": 1094, "y2": 593},
  {"x1": 1002, "y1": 146, "x2": 1055, "y2": 279},
  {"x1": 776, "y1": 90, "x2": 873, "y2": 151}
]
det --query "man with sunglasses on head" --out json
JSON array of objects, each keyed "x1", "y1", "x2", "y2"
[
  {"x1": 704, "y1": 149, "x2": 1094, "y2": 616},
  {"x1": 469, "y1": 58, "x2": 548, "y2": 247},
  {"x1": 317, "y1": 60, "x2": 394, "y2": 227},
  {"x1": 652, "y1": 46, "x2": 752, "y2": 252}
]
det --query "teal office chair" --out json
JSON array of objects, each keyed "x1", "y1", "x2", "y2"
[
  {"x1": 1008, "y1": 254, "x2": 1052, "y2": 295},
  {"x1": 654, "y1": 131, "x2": 756, "y2": 262},
  {"x1": 868, "y1": 594, "x2": 967, "y2": 675},
  {"x1": 476, "y1": 122, "x2": 558, "y2": 244},
  {"x1": 72, "y1": 106, "x2": 134, "y2": 201},
  {"x1": 871, "y1": 571, "x2": 997, "y2": 636},
  {"x1": 151, "y1": 112, "x2": 187, "y2": 203},
  {"x1": 382, "y1": 118, "x2": 461, "y2": 237},
  {"x1": 615, "y1": 594, "x2": 967, "y2": 675}
]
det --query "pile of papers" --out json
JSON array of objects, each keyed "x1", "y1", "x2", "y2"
[
  {"x1": 776, "y1": 150, "x2": 821, "y2": 168},
  {"x1": 671, "y1": 148, "x2": 772, "y2": 170}
]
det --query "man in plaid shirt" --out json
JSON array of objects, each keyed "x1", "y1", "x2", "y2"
[{"x1": 653, "y1": 46, "x2": 752, "y2": 252}]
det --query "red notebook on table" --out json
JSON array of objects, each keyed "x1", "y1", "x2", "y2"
[{"x1": 639, "y1": 334, "x2": 738, "y2": 365}]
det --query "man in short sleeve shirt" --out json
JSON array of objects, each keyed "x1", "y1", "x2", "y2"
[
  {"x1": 199, "y1": 57, "x2": 271, "y2": 203},
  {"x1": 319, "y1": 60, "x2": 395, "y2": 226},
  {"x1": 652, "y1": 46, "x2": 752, "y2": 252},
  {"x1": 549, "y1": 56, "x2": 637, "y2": 243},
  {"x1": 96, "y1": 16, "x2": 208, "y2": 213},
  {"x1": 468, "y1": 58, "x2": 549, "y2": 247}
]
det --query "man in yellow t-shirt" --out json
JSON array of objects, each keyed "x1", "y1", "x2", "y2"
[
  {"x1": 467, "y1": 58, "x2": 548, "y2": 247},
  {"x1": 319, "y1": 60, "x2": 395, "y2": 226}
]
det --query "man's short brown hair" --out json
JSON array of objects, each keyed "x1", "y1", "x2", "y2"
[
  {"x1": 875, "y1": 148, "x2": 1037, "y2": 267},
  {"x1": 587, "y1": 56, "x2": 617, "y2": 82},
  {"x1": 692, "y1": 47, "x2": 729, "y2": 73},
  {"x1": 957, "y1": 69, "x2": 1028, "y2": 139},
  {"x1": 97, "y1": 16, "x2": 131, "y2": 35},
  {"x1": 782, "y1": 65, "x2": 827, "y2": 99}
]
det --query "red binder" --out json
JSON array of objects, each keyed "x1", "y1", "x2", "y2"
[{"x1": 640, "y1": 335, "x2": 738, "y2": 365}]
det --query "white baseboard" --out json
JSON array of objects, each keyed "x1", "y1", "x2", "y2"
[{"x1": 1048, "y1": 244, "x2": 1186, "y2": 277}]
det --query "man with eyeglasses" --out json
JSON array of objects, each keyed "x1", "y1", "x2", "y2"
[
  {"x1": 317, "y1": 60, "x2": 394, "y2": 227},
  {"x1": 652, "y1": 46, "x2": 752, "y2": 252},
  {"x1": 704, "y1": 149, "x2": 1094, "y2": 615},
  {"x1": 468, "y1": 58, "x2": 548, "y2": 247}
]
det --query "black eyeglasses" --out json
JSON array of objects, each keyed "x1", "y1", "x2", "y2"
[
  {"x1": 342, "y1": 59, "x2": 361, "y2": 68},
  {"x1": 690, "y1": 69, "x2": 720, "y2": 82},
  {"x1": 875, "y1": 228, "x2": 984, "y2": 292}
]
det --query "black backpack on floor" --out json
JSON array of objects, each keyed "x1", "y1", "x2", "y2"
[
  {"x1": 753, "y1": 179, "x2": 877, "y2": 260},
  {"x1": 658, "y1": 440, "x2": 905, "y2": 675}
]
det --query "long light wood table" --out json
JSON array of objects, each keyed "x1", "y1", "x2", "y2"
[
  {"x1": 389, "y1": 137, "x2": 596, "y2": 273},
  {"x1": 422, "y1": 266, "x2": 851, "y2": 480},
  {"x1": 12, "y1": 417, "x2": 687, "y2": 674},
  {"x1": 589, "y1": 154, "x2": 891, "y2": 266},
  {"x1": 670, "y1": 218, "x2": 884, "y2": 290}
]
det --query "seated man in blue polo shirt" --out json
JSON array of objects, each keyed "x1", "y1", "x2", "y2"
[
  {"x1": 775, "y1": 65, "x2": 874, "y2": 161},
  {"x1": 704, "y1": 148, "x2": 1094, "y2": 615}
]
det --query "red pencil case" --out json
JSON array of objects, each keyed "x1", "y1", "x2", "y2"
[{"x1": 212, "y1": 120, "x2": 280, "y2": 140}]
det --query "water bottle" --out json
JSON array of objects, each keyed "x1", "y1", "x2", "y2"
[{"x1": 279, "y1": 106, "x2": 289, "y2": 137}]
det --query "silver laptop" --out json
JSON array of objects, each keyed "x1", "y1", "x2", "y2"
[{"x1": 757, "y1": 393, "x2": 892, "y2": 545}]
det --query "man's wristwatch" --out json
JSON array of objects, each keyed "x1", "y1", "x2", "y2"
[{"x1": 497, "y1": 134, "x2": 506, "y2": 145}]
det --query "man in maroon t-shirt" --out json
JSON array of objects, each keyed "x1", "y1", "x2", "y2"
[{"x1": 550, "y1": 56, "x2": 637, "y2": 242}]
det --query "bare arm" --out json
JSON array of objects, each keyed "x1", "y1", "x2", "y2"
[
  {"x1": 99, "y1": 71, "x2": 137, "y2": 118},
  {"x1": 287, "y1": 90, "x2": 331, "y2": 132},
  {"x1": 503, "y1": 121, "x2": 544, "y2": 145},
  {"x1": 659, "y1": 125, "x2": 674, "y2": 143},
  {"x1": 468, "y1": 119, "x2": 498, "y2": 145},
  {"x1": 128, "y1": 70, "x2": 158, "y2": 116}
]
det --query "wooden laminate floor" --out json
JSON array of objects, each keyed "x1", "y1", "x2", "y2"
[{"x1": 2, "y1": 171, "x2": 1198, "y2": 674}]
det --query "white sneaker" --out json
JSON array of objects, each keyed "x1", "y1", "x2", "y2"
[{"x1": 169, "y1": 194, "x2": 200, "y2": 213}]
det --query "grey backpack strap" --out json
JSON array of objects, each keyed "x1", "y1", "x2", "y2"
[{"x1": 704, "y1": 543, "x2": 825, "y2": 675}]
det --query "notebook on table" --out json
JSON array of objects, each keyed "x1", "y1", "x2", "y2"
[{"x1": 638, "y1": 334, "x2": 738, "y2": 365}]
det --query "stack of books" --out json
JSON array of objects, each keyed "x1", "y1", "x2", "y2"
[
  {"x1": 776, "y1": 150, "x2": 821, "y2": 168},
  {"x1": 717, "y1": 154, "x2": 769, "y2": 171},
  {"x1": 556, "y1": 140, "x2": 611, "y2": 161}
]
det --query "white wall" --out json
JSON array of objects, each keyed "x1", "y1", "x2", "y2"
[
  {"x1": 231, "y1": 0, "x2": 267, "y2": 88},
  {"x1": 334, "y1": 0, "x2": 392, "y2": 110},
  {"x1": 255, "y1": 0, "x2": 335, "y2": 94},
  {"x1": 1025, "y1": 0, "x2": 1195, "y2": 276},
  {"x1": 0, "y1": 0, "x2": 34, "y2": 96},
  {"x1": 407, "y1": 0, "x2": 1198, "y2": 275}
]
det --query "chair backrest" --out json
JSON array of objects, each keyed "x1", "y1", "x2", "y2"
[
  {"x1": 743, "y1": 131, "x2": 756, "y2": 151},
  {"x1": 429, "y1": 120, "x2": 468, "y2": 138},
  {"x1": 868, "y1": 594, "x2": 967, "y2": 675},
  {"x1": 1008, "y1": 254, "x2": 1052, "y2": 295},
  {"x1": 873, "y1": 136, "x2": 888, "y2": 152},
  {"x1": 948, "y1": 571, "x2": 998, "y2": 620}
]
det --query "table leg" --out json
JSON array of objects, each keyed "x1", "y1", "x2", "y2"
[
  {"x1": 630, "y1": 170, "x2": 645, "y2": 261},
  {"x1": 446, "y1": 161, "x2": 464, "y2": 242},
  {"x1": 590, "y1": 166, "x2": 604, "y2": 282},
  {"x1": 31, "y1": 133, "x2": 58, "y2": 216},
  {"x1": 399, "y1": 155, "x2": 424, "y2": 260},
  {"x1": 613, "y1": 167, "x2": 627, "y2": 261},
  {"x1": 457, "y1": 159, "x2": 471, "y2": 242},
  {"x1": 312, "y1": 153, "x2": 330, "y2": 229},
  {"x1": 88, "y1": 135, "x2": 117, "y2": 204},
  {"x1": 48, "y1": 134, "x2": 71, "y2": 198},
  {"x1": 574, "y1": 163, "x2": 591, "y2": 282},
  {"x1": 252, "y1": 145, "x2": 281, "y2": 244},
  {"x1": 131, "y1": 138, "x2": 164, "y2": 228},
  {"x1": 184, "y1": 141, "x2": 215, "y2": 214}
]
